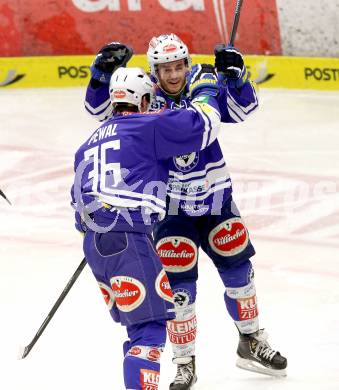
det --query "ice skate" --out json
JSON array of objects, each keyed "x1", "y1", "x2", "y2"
[
  {"x1": 236, "y1": 329, "x2": 287, "y2": 377},
  {"x1": 169, "y1": 356, "x2": 197, "y2": 390}
]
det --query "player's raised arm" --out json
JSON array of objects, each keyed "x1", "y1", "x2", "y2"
[
  {"x1": 214, "y1": 44, "x2": 259, "y2": 123},
  {"x1": 154, "y1": 65, "x2": 221, "y2": 160},
  {"x1": 84, "y1": 42, "x2": 133, "y2": 121}
]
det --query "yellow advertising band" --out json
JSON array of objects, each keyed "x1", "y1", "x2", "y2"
[{"x1": 0, "y1": 55, "x2": 338, "y2": 90}]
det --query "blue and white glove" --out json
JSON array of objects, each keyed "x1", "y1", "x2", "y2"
[
  {"x1": 90, "y1": 42, "x2": 133, "y2": 84},
  {"x1": 214, "y1": 44, "x2": 248, "y2": 89},
  {"x1": 189, "y1": 64, "x2": 219, "y2": 99}
]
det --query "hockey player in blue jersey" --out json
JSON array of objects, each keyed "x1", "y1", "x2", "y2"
[
  {"x1": 85, "y1": 35, "x2": 287, "y2": 389},
  {"x1": 72, "y1": 66, "x2": 221, "y2": 390}
]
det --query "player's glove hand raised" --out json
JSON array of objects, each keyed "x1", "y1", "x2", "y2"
[
  {"x1": 214, "y1": 44, "x2": 248, "y2": 88},
  {"x1": 90, "y1": 42, "x2": 133, "y2": 84},
  {"x1": 189, "y1": 64, "x2": 219, "y2": 99}
]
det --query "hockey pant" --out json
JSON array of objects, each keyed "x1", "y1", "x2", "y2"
[
  {"x1": 83, "y1": 230, "x2": 175, "y2": 389},
  {"x1": 153, "y1": 197, "x2": 259, "y2": 361}
]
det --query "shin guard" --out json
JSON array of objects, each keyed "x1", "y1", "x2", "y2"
[
  {"x1": 123, "y1": 321, "x2": 166, "y2": 390},
  {"x1": 167, "y1": 281, "x2": 197, "y2": 363},
  {"x1": 218, "y1": 260, "x2": 259, "y2": 334}
]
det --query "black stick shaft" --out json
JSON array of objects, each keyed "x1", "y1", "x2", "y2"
[
  {"x1": 229, "y1": 0, "x2": 244, "y2": 46},
  {"x1": 20, "y1": 258, "x2": 87, "y2": 359},
  {"x1": 0, "y1": 189, "x2": 11, "y2": 205}
]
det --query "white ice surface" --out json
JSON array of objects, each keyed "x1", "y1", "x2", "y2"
[{"x1": 0, "y1": 87, "x2": 339, "y2": 389}]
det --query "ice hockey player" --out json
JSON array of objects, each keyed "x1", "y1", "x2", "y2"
[
  {"x1": 84, "y1": 35, "x2": 287, "y2": 389},
  {"x1": 72, "y1": 66, "x2": 221, "y2": 390}
]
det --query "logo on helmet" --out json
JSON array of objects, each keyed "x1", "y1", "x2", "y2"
[
  {"x1": 163, "y1": 44, "x2": 178, "y2": 53},
  {"x1": 113, "y1": 89, "x2": 126, "y2": 99}
]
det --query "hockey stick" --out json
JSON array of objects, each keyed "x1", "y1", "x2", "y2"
[
  {"x1": 18, "y1": 257, "x2": 87, "y2": 359},
  {"x1": 0, "y1": 189, "x2": 11, "y2": 205},
  {"x1": 229, "y1": 0, "x2": 244, "y2": 46}
]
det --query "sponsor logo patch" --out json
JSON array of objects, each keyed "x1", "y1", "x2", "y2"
[
  {"x1": 156, "y1": 237, "x2": 197, "y2": 272},
  {"x1": 110, "y1": 276, "x2": 146, "y2": 312},
  {"x1": 129, "y1": 346, "x2": 142, "y2": 356},
  {"x1": 98, "y1": 282, "x2": 115, "y2": 310},
  {"x1": 147, "y1": 348, "x2": 161, "y2": 362},
  {"x1": 155, "y1": 269, "x2": 173, "y2": 303},
  {"x1": 167, "y1": 316, "x2": 197, "y2": 345},
  {"x1": 208, "y1": 217, "x2": 249, "y2": 257},
  {"x1": 140, "y1": 369, "x2": 160, "y2": 390},
  {"x1": 237, "y1": 295, "x2": 258, "y2": 321}
]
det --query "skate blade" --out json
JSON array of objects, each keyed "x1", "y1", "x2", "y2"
[{"x1": 236, "y1": 357, "x2": 287, "y2": 378}]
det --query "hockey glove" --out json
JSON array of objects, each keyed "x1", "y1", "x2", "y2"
[
  {"x1": 189, "y1": 64, "x2": 219, "y2": 99},
  {"x1": 90, "y1": 42, "x2": 133, "y2": 84},
  {"x1": 214, "y1": 44, "x2": 248, "y2": 89}
]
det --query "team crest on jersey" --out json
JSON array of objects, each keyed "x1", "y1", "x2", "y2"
[
  {"x1": 98, "y1": 282, "x2": 115, "y2": 310},
  {"x1": 110, "y1": 276, "x2": 146, "y2": 312},
  {"x1": 156, "y1": 236, "x2": 197, "y2": 272},
  {"x1": 140, "y1": 369, "x2": 160, "y2": 390},
  {"x1": 170, "y1": 100, "x2": 189, "y2": 110},
  {"x1": 173, "y1": 152, "x2": 199, "y2": 172},
  {"x1": 209, "y1": 217, "x2": 249, "y2": 257},
  {"x1": 155, "y1": 269, "x2": 173, "y2": 303}
]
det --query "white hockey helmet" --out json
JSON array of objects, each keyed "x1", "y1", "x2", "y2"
[
  {"x1": 109, "y1": 67, "x2": 154, "y2": 111},
  {"x1": 147, "y1": 33, "x2": 191, "y2": 75}
]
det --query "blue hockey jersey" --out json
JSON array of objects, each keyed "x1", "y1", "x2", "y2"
[
  {"x1": 72, "y1": 95, "x2": 221, "y2": 233},
  {"x1": 84, "y1": 65, "x2": 259, "y2": 216}
]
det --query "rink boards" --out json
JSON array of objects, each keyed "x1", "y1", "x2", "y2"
[{"x1": 0, "y1": 55, "x2": 338, "y2": 90}]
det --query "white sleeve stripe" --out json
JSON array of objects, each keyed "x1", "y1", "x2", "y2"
[
  {"x1": 227, "y1": 99, "x2": 248, "y2": 121},
  {"x1": 228, "y1": 106, "x2": 243, "y2": 122},
  {"x1": 85, "y1": 97, "x2": 111, "y2": 114},
  {"x1": 200, "y1": 106, "x2": 213, "y2": 149},
  {"x1": 96, "y1": 194, "x2": 166, "y2": 217},
  {"x1": 89, "y1": 188, "x2": 166, "y2": 208},
  {"x1": 227, "y1": 93, "x2": 258, "y2": 115},
  {"x1": 227, "y1": 86, "x2": 259, "y2": 114},
  {"x1": 88, "y1": 104, "x2": 113, "y2": 122},
  {"x1": 190, "y1": 64, "x2": 202, "y2": 83},
  {"x1": 228, "y1": 96, "x2": 259, "y2": 117},
  {"x1": 192, "y1": 103, "x2": 210, "y2": 149},
  {"x1": 192, "y1": 102, "x2": 221, "y2": 149},
  {"x1": 169, "y1": 158, "x2": 226, "y2": 180}
]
